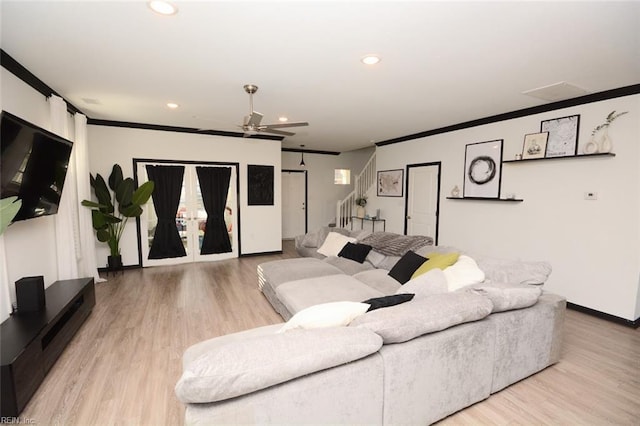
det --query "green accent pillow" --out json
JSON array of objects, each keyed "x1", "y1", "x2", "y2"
[{"x1": 411, "y1": 252, "x2": 460, "y2": 279}]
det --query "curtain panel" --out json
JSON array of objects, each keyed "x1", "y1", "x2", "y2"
[{"x1": 196, "y1": 166, "x2": 232, "y2": 255}]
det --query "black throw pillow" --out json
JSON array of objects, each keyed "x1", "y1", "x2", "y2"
[
  {"x1": 388, "y1": 251, "x2": 427, "y2": 284},
  {"x1": 362, "y1": 293, "x2": 415, "y2": 312},
  {"x1": 338, "y1": 242, "x2": 373, "y2": 264}
]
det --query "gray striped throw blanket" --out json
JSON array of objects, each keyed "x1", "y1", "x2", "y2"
[{"x1": 360, "y1": 232, "x2": 434, "y2": 256}]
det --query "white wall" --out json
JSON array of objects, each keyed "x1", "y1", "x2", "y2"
[
  {"x1": 282, "y1": 147, "x2": 375, "y2": 231},
  {"x1": 87, "y1": 126, "x2": 282, "y2": 266},
  {"x1": 373, "y1": 94, "x2": 640, "y2": 321},
  {"x1": 1, "y1": 69, "x2": 76, "y2": 321}
]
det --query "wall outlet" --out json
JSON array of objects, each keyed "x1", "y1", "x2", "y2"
[{"x1": 584, "y1": 192, "x2": 598, "y2": 200}]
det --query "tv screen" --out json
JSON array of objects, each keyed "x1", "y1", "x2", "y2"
[{"x1": 1, "y1": 111, "x2": 73, "y2": 222}]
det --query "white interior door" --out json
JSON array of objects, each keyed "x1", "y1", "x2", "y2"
[
  {"x1": 282, "y1": 170, "x2": 306, "y2": 239},
  {"x1": 137, "y1": 162, "x2": 238, "y2": 267},
  {"x1": 406, "y1": 163, "x2": 440, "y2": 242}
]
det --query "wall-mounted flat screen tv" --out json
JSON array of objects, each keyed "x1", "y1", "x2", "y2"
[{"x1": 1, "y1": 110, "x2": 73, "y2": 222}]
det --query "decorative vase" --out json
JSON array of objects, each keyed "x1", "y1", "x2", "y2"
[
  {"x1": 584, "y1": 137, "x2": 599, "y2": 154},
  {"x1": 451, "y1": 185, "x2": 460, "y2": 198},
  {"x1": 107, "y1": 255, "x2": 122, "y2": 270},
  {"x1": 598, "y1": 128, "x2": 612, "y2": 153},
  {"x1": 356, "y1": 206, "x2": 366, "y2": 218}
]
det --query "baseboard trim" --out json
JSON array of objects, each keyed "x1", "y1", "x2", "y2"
[
  {"x1": 97, "y1": 265, "x2": 142, "y2": 273},
  {"x1": 566, "y1": 302, "x2": 639, "y2": 329},
  {"x1": 240, "y1": 250, "x2": 283, "y2": 257}
]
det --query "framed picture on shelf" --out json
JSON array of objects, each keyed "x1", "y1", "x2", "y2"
[
  {"x1": 521, "y1": 132, "x2": 549, "y2": 159},
  {"x1": 541, "y1": 114, "x2": 580, "y2": 158},
  {"x1": 463, "y1": 139, "x2": 503, "y2": 198},
  {"x1": 377, "y1": 169, "x2": 404, "y2": 197}
]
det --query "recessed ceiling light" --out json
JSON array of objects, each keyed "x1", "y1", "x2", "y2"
[
  {"x1": 167, "y1": 102, "x2": 179, "y2": 109},
  {"x1": 361, "y1": 55, "x2": 381, "y2": 65},
  {"x1": 148, "y1": 1, "x2": 178, "y2": 16},
  {"x1": 278, "y1": 116, "x2": 288, "y2": 122}
]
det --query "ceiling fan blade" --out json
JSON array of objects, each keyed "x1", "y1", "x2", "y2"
[
  {"x1": 264, "y1": 122, "x2": 309, "y2": 129},
  {"x1": 262, "y1": 128, "x2": 296, "y2": 136},
  {"x1": 246, "y1": 112, "x2": 263, "y2": 127}
]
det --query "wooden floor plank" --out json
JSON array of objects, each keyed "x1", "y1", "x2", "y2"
[{"x1": 17, "y1": 241, "x2": 640, "y2": 425}]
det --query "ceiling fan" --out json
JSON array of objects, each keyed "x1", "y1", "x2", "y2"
[{"x1": 240, "y1": 84, "x2": 308, "y2": 137}]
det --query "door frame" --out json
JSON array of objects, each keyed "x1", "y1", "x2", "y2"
[
  {"x1": 133, "y1": 158, "x2": 241, "y2": 267},
  {"x1": 404, "y1": 162, "x2": 441, "y2": 244},
  {"x1": 282, "y1": 169, "x2": 308, "y2": 236}
]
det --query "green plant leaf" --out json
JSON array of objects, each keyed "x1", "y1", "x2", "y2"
[
  {"x1": 91, "y1": 210, "x2": 108, "y2": 230},
  {"x1": 81, "y1": 200, "x2": 103, "y2": 208},
  {"x1": 0, "y1": 197, "x2": 22, "y2": 235},
  {"x1": 93, "y1": 174, "x2": 114, "y2": 213},
  {"x1": 108, "y1": 164, "x2": 124, "y2": 192},
  {"x1": 120, "y1": 204, "x2": 143, "y2": 218},
  {"x1": 132, "y1": 181, "x2": 154, "y2": 205},
  {"x1": 116, "y1": 178, "x2": 134, "y2": 207},
  {"x1": 96, "y1": 229, "x2": 110, "y2": 242}
]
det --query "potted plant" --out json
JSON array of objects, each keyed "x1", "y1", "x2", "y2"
[{"x1": 81, "y1": 164, "x2": 154, "y2": 269}]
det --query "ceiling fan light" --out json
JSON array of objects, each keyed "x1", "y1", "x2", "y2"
[
  {"x1": 166, "y1": 102, "x2": 179, "y2": 109},
  {"x1": 148, "y1": 1, "x2": 178, "y2": 15},
  {"x1": 361, "y1": 55, "x2": 381, "y2": 65}
]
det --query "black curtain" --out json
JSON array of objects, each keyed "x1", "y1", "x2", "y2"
[
  {"x1": 146, "y1": 165, "x2": 187, "y2": 259},
  {"x1": 196, "y1": 166, "x2": 232, "y2": 255}
]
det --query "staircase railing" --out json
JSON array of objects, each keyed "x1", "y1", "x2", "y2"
[{"x1": 336, "y1": 152, "x2": 376, "y2": 228}]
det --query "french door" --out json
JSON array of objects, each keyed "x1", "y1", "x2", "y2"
[{"x1": 136, "y1": 161, "x2": 238, "y2": 267}]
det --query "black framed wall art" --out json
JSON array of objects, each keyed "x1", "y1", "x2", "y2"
[
  {"x1": 541, "y1": 114, "x2": 580, "y2": 158},
  {"x1": 247, "y1": 164, "x2": 274, "y2": 206},
  {"x1": 463, "y1": 139, "x2": 503, "y2": 198},
  {"x1": 377, "y1": 169, "x2": 404, "y2": 197}
]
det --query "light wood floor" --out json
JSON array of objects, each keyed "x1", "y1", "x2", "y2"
[{"x1": 18, "y1": 241, "x2": 640, "y2": 425}]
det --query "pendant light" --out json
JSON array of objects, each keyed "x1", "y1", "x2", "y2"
[{"x1": 299, "y1": 145, "x2": 306, "y2": 167}]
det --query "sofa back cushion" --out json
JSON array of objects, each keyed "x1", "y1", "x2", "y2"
[
  {"x1": 470, "y1": 254, "x2": 552, "y2": 285},
  {"x1": 175, "y1": 327, "x2": 383, "y2": 404},
  {"x1": 350, "y1": 292, "x2": 493, "y2": 344},
  {"x1": 467, "y1": 285, "x2": 542, "y2": 312}
]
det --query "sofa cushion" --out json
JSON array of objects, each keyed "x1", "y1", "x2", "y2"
[
  {"x1": 388, "y1": 251, "x2": 427, "y2": 284},
  {"x1": 397, "y1": 268, "x2": 448, "y2": 298},
  {"x1": 258, "y1": 258, "x2": 343, "y2": 291},
  {"x1": 353, "y1": 269, "x2": 402, "y2": 294},
  {"x1": 469, "y1": 285, "x2": 542, "y2": 313},
  {"x1": 175, "y1": 327, "x2": 383, "y2": 404},
  {"x1": 317, "y1": 232, "x2": 357, "y2": 257},
  {"x1": 324, "y1": 256, "x2": 375, "y2": 275},
  {"x1": 443, "y1": 255, "x2": 485, "y2": 291},
  {"x1": 363, "y1": 294, "x2": 415, "y2": 312},
  {"x1": 276, "y1": 274, "x2": 385, "y2": 314},
  {"x1": 279, "y1": 301, "x2": 370, "y2": 332},
  {"x1": 350, "y1": 292, "x2": 493, "y2": 344},
  {"x1": 470, "y1": 254, "x2": 552, "y2": 285},
  {"x1": 411, "y1": 252, "x2": 460, "y2": 279},
  {"x1": 338, "y1": 242, "x2": 373, "y2": 263}
]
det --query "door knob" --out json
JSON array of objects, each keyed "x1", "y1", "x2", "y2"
[{"x1": 407, "y1": 216, "x2": 412, "y2": 219}]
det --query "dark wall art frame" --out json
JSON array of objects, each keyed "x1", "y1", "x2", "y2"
[
  {"x1": 541, "y1": 114, "x2": 580, "y2": 158},
  {"x1": 247, "y1": 164, "x2": 274, "y2": 206},
  {"x1": 377, "y1": 169, "x2": 404, "y2": 197},
  {"x1": 463, "y1": 139, "x2": 503, "y2": 198}
]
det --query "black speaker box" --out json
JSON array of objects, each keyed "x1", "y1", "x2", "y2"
[{"x1": 16, "y1": 276, "x2": 46, "y2": 313}]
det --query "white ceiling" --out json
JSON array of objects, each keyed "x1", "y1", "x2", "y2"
[{"x1": 2, "y1": 1, "x2": 639, "y2": 153}]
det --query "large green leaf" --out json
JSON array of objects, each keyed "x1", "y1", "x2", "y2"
[
  {"x1": 91, "y1": 210, "x2": 108, "y2": 230},
  {"x1": 132, "y1": 181, "x2": 154, "y2": 206},
  {"x1": 120, "y1": 204, "x2": 143, "y2": 218},
  {"x1": 116, "y1": 178, "x2": 134, "y2": 207},
  {"x1": 93, "y1": 174, "x2": 114, "y2": 213},
  {"x1": 81, "y1": 200, "x2": 105, "y2": 209},
  {"x1": 0, "y1": 197, "x2": 22, "y2": 235},
  {"x1": 96, "y1": 229, "x2": 110, "y2": 242},
  {"x1": 109, "y1": 164, "x2": 124, "y2": 192}
]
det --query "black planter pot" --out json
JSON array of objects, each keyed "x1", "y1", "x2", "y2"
[{"x1": 107, "y1": 255, "x2": 123, "y2": 270}]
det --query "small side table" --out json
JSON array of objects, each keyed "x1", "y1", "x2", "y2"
[{"x1": 350, "y1": 216, "x2": 386, "y2": 232}]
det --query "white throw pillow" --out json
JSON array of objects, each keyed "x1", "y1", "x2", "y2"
[
  {"x1": 279, "y1": 301, "x2": 370, "y2": 332},
  {"x1": 398, "y1": 268, "x2": 448, "y2": 298},
  {"x1": 316, "y1": 232, "x2": 357, "y2": 257},
  {"x1": 443, "y1": 255, "x2": 485, "y2": 291}
]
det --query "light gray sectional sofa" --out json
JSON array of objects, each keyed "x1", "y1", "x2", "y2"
[{"x1": 176, "y1": 229, "x2": 566, "y2": 425}]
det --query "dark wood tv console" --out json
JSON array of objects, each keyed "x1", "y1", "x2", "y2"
[{"x1": 0, "y1": 277, "x2": 95, "y2": 417}]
